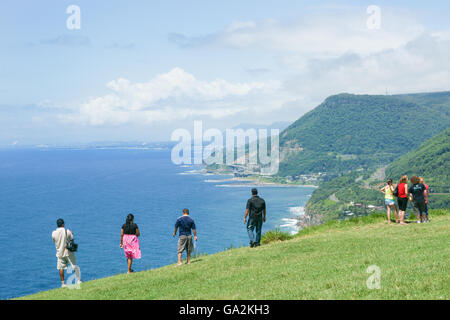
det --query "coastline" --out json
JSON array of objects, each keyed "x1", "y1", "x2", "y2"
[
  {"x1": 196, "y1": 166, "x2": 319, "y2": 188},
  {"x1": 226, "y1": 177, "x2": 318, "y2": 188}
]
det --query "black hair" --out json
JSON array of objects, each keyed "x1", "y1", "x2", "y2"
[
  {"x1": 251, "y1": 188, "x2": 258, "y2": 195},
  {"x1": 57, "y1": 218, "x2": 64, "y2": 228},
  {"x1": 126, "y1": 213, "x2": 134, "y2": 226},
  {"x1": 183, "y1": 208, "x2": 189, "y2": 214},
  {"x1": 387, "y1": 179, "x2": 393, "y2": 185}
]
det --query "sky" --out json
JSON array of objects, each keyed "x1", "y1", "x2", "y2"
[{"x1": 1, "y1": 0, "x2": 450, "y2": 145}]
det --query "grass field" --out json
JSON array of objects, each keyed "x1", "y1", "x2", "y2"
[{"x1": 18, "y1": 210, "x2": 449, "y2": 300}]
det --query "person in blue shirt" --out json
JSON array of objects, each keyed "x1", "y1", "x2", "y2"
[{"x1": 173, "y1": 208, "x2": 197, "y2": 266}]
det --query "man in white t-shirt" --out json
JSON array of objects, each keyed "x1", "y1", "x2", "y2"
[{"x1": 51, "y1": 218, "x2": 81, "y2": 287}]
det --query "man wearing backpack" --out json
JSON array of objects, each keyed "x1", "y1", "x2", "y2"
[
  {"x1": 244, "y1": 188, "x2": 266, "y2": 247},
  {"x1": 51, "y1": 218, "x2": 81, "y2": 287}
]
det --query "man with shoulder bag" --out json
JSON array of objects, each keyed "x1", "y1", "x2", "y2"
[{"x1": 51, "y1": 218, "x2": 81, "y2": 287}]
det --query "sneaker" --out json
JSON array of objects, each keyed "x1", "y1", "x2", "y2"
[
  {"x1": 61, "y1": 283, "x2": 67, "y2": 288},
  {"x1": 417, "y1": 221, "x2": 421, "y2": 224},
  {"x1": 250, "y1": 242, "x2": 255, "y2": 248}
]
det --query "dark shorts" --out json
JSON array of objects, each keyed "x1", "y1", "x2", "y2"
[
  {"x1": 177, "y1": 235, "x2": 194, "y2": 254},
  {"x1": 397, "y1": 197, "x2": 408, "y2": 211},
  {"x1": 413, "y1": 202, "x2": 426, "y2": 215}
]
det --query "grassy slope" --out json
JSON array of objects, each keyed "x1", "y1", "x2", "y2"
[{"x1": 19, "y1": 210, "x2": 449, "y2": 300}]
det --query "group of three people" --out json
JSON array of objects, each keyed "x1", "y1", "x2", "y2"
[
  {"x1": 52, "y1": 188, "x2": 267, "y2": 286},
  {"x1": 381, "y1": 175, "x2": 430, "y2": 224}
]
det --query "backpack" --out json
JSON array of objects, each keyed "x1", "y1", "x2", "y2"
[
  {"x1": 393, "y1": 185, "x2": 399, "y2": 197},
  {"x1": 65, "y1": 229, "x2": 78, "y2": 252}
]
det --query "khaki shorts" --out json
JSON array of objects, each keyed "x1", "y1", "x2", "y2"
[
  {"x1": 57, "y1": 252, "x2": 77, "y2": 270},
  {"x1": 177, "y1": 235, "x2": 194, "y2": 254}
]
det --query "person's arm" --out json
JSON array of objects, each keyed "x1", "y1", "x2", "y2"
[
  {"x1": 120, "y1": 228, "x2": 124, "y2": 248},
  {"x1": 173, "y1": 219, "x2": 180, "y2": 237},
  {"x1": 136, "y1": 228, "x2": 140, "y2": 237},
  {"x1": 244, "y1": 199, "x2": 250, "y2": 223},
  {"x1": 263, "y1": 208, "x2": 267, "y2": 223},
  {"x1": 173, "y1": 226, "x2": 178, "y2": 237},
  {"x1": 193, "y1": 229, "x2": 197, "y2": 241},
  {"x1": 380, "y1": 186, "x2": 386, "y2": 194}
]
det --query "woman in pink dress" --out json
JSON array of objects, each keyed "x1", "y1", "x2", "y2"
[{"x1": 120, "y1": 213, "x2": 141, "y2": 274}]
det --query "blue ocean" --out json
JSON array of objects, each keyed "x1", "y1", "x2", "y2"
[{"x1": 0, "y1": 148, "x2": 313, "y2": 299}]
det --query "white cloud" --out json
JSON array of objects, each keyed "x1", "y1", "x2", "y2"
[
  {"x1": 63, "y1": 6, "x2": 450, "y2": 129},
  {"x1": 172, "y1": 7, "x2": 425, "y2": 57},
  {"x1": 282, "y1": 33, "x2": 450, "y2": 99},
  {"x1": 62, "y1": 68, "x2": 282, "y2": 126}
]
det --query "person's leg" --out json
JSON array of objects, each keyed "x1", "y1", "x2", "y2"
[
  {"x1": 393, "y1": 204, "x2": 399, "y2": 223},
  {"x1": 177, "y1": 236, "x2": 185, "y2": 265},
  {"x1": 386, "y1": 204, "x2": 391, "y2": 223},
  {"x1": 254, "y1": 218, "x2": 263, "y2": 245},
  {"x1": 397, "y1": 200, "x2": 404, "y2": 224},
  {"x1": 420, "y1": 203, "x2": 426, "y2": 223},
  {"x1": 59, "y1": 269, "x2": 65, "y2": 282},
  {"x1": 403, "y1": 199, "x2": 409, "y2": 220},
  {"x1": 67, "y1": 253, "x2": 81, "y2": 282},
  {"x1": 186, "y1": 236, "x2": 193, "y2": 264},
  {"x1": 57, "y1": 257, "x2": 68, "y2": 287},
  {"x1": 247, "y1": 218, "x2": 256, "y2": 246},
  {"x1": 73, "y1": 265, "x2": 81, "y2": 282},
  {"x1": 425, "y1": 203, "x2": 429, "y2": 221},
  {"x1": 413, "y1": 203, "x2": 421, "y2": 223},
  {"x1": 399, "y1": 210, "x2": 406, "y2": 224},
  {"x1": 127, "y1": 258, "x2": 133, "y2": 273}
]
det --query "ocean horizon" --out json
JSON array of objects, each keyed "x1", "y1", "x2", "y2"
[{"x1": 0, "y1": 148, "x2": 313, "y2": 299}]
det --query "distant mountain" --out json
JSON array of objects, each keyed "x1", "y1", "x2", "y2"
[
  {"x1": 386, "y1": 128, "x2": 450, "y2": 193},
  {"x1": 278, "y1": 92, "x2": 450, "y2": 176},
  {"x1": 226, "y1": 121, "x2": 292, "y2": 144},
  {"x1": 232, "y1": 121, "x2": 292, "y2": 133}
]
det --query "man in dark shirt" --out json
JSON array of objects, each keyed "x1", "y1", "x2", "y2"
[
  {"x1": 408, "y1": 176, "x2": 427, "y2": 223},
  {"x1": 173, "y1": 208, "x2": 197, "y2": 265},
  {"x1": 244, "y1": 188, "x2": 266, "y2": 247}
]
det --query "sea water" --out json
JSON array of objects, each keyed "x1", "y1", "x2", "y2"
[{"x1": 0, "y1": 148, "x2": 313, "y2": 299}]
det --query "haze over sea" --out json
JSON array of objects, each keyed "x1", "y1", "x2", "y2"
[{"x1": 0, "y1": 148, "x2": 313, "y2": 299}]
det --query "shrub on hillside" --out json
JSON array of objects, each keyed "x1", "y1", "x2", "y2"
[{"x1": 261, "y1": 229, "x2": 293, "y2": 244}]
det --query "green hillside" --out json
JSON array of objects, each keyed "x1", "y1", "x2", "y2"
[
  {"x1": 386, "y1": 128, "x2": 450, "y2": 193},
  {"x1": 17, "y1": 210, "x2": 449, "y2": 300},
  {"x1": 279, "y1": 92, "x2": 450, "y2": 176},
  {"x1": 305, "y1": 128, "x2": 450, "y2": 220}
]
